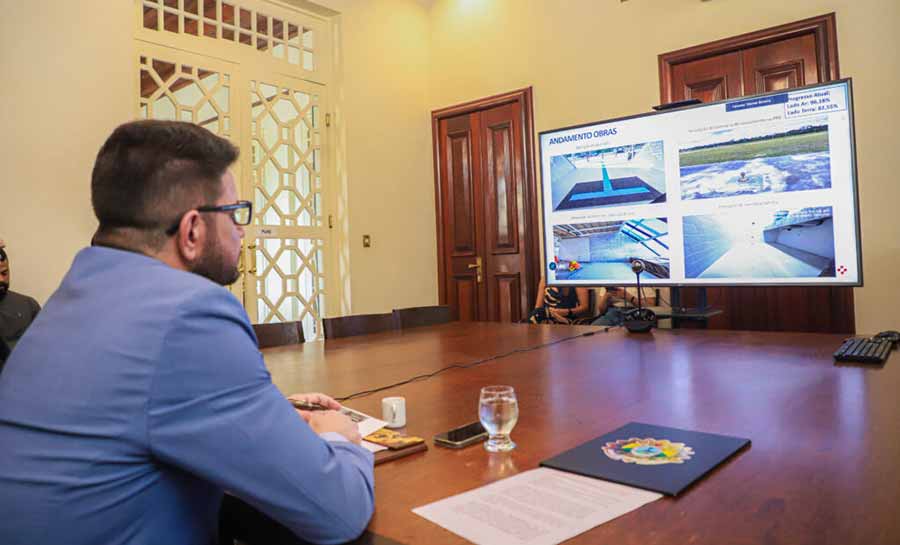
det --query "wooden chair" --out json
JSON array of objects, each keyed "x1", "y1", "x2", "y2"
[
  {"x1": 322, "y1": 313, "x2": 394, "y2": 339},
  {"x1": 392, "y1": 305, "x2": 453, "y2": 329},
  {"x1": 252, "y1": 321, "x2": 305, "y2": 349}
]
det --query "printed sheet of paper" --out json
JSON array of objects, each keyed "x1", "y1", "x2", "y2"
[
  {"x1": 413, "y1": 468, "x2": 661, "y2": 545},
  {"x1": 360, "y1": 440, "x2": 388, "y2": 453},
  {"x1": 361, "y1": 440, "x2": 388, "y2": 453},
  {"x1": 340, "y1": 407, "x2": 389, "y2": 453}
]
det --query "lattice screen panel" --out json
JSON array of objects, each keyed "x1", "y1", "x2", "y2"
[
  {"x1": 250, "y1": 80, "x2": 322, "y2": 228},
  {"x1": 141, "y1": 0, "x2": 315, "y2": 70},
  {"x1": 139, "y1": 56, "x2": 231, "y2": 137},
  {"x1": 255, "y1": 238, "x2": 325, "y2": 339}
]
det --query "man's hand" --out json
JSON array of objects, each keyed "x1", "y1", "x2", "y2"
[
  {"x1": 288, "y1": 392, "x2": 341, "y2": 419},
  {"x1": 288, "y1": 392, "x2": 342, "y2": 410},
  {"x1": 306, "y1": 411, "x2": 362, "y2": 445},
  {"x1": 287, "y1": 392, "x2": 361, "y2": 444}
]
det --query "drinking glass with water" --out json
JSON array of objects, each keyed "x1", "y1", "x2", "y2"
[{"x1": 479, "y1": 385, "x2": 519, "y2": 452}]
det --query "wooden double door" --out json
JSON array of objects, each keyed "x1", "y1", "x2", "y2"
[
  {"x1": 659, "y1": 13, "x2": 854, "y2": 333},
  {"x1": 432, "y1": 89, "x2": 539, "y2": 323}
]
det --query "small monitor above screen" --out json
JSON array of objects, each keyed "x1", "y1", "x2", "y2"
[{"x1": 538, "y1": 79, "x2": 862, "y2": 287}]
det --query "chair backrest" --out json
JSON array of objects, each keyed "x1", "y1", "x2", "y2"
[
  {"x1": 0, "y1": 338, "x2": 10, "y2": 374},
  {"x1": 323, "y1": 312, "x2": 394, "y2": 339},
  {"x1": 392, "y1": 305, "x2": 453, "y2": 329},
  {"x1": 252, "y1": 321, "x2": 305, "y2": 349}
]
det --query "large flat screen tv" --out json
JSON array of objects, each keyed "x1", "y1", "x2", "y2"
[{"x1": 538, "y1": 79, "x2": 861, "y2": 287}]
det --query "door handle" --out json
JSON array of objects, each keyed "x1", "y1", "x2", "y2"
[
  {"x1": 467, "y1": 256, "x2": 483, "y2": 283},
  {"x1": 248, "y1": 242, "x2": 258, "y2": 275}
]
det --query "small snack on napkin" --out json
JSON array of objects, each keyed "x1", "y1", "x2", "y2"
[{"x1": 365, "y1": 428, "x2": 425, "y2": 450}]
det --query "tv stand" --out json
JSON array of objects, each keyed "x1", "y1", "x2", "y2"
[
  {"x1": 670, "y1": 286, "x2": 711, "y2": 313},
  {"x1": 665, "y1": 287, "x2": 720, "y2": 329}
]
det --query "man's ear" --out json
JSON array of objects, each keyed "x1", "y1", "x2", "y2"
[{"x1": 175, "y1": 210, "x2": 206, "y2": 264}]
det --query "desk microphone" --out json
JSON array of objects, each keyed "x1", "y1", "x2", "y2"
[{"x1": 624, "y1": 259, "x2": 656, "y2": 333}]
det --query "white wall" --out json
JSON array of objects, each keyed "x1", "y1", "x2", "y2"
[
  {"x1": 329, "y1": 0, "x2": 436, "y2": 315},
  {"x1": 0, "y1": 1, "x2": 134, "y2": 302}
]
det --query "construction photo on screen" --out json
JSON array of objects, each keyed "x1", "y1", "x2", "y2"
[
  {"x1": 552, "y1": 217, "x2": 670, "y2": 281},
  {"x1": 551, "y1": 141, "x2": 665, "y2": 211},
  {"x1": 679, "y1": 117, "x2": 831, "y2": 201},
  {"x1": 682, "y1": 206, "x2": 835, "y2": 279}
]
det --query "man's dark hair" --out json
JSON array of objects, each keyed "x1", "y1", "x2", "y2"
[{"x1": 91, "y1": 120, "x2": 238, "y2": 248}]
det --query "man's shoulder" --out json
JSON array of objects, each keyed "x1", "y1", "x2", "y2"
[
  {"x1": 22, "y1": 291, "x2": 40, "y2": 313},
  {"x1": 64, "y1": 246, "x2": 247, "y2": 324},
  {"x1": 169, "y1": 280, "x2": 246, "y2": 321},
  {"x1": 128, "y1": 262, "x2": 246, "y2": 324},
  {"x1": 142, "y1": 264, "x2": 248, "y2": 328},
  {"x1": 1, "y1": 290, "x2": 39, "y2": 313},
  {"x1": 74, "y1": 246, "x2": 228, "y2": 297}
]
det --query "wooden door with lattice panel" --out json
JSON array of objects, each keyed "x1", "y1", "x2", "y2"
[
  {"x1": 241, "y1": 75, "x2": 329, "y2": 340},
  {"x1": 137, "y1": 44, "x2": 247, "y2": 301},
  {"x1": 135, "y1": 0, "x2": 334, "y2": 340},
  {"x1": 138, "y1": 50, "x2": 236, "y2": 137}
]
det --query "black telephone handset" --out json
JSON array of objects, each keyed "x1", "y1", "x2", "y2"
[{"x1": 434, "y1": 421, "x2": 487, "y2": 448}]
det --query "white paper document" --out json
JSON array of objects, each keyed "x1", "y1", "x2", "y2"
[
  {"x1": 361, "y1": 440, "x2": 388, "y2": 453},
  {"x1": 340, "y1": 407, "x2": 389, "y2": 453},
  {"x1": 412, "y1": 468, "x2": 661, "y2": 545},
  {"x1": 360, "y1": 439, "x2": 387, "y2": 454}
]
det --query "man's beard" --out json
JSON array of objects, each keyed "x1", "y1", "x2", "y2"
[
  {"x1": 192, "y1": 235, "x2": 240, "y2": 286},
  {"x1": 0, "y1": 282, "x2": 8, "y2": 300}
]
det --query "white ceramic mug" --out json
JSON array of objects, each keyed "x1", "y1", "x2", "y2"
[{"x1": 382, "y1": 397, "x2": 406, "y2": 428}]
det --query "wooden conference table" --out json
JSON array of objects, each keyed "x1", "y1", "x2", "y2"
[{"x1": 262, "y1": 322, "x2": 899, "y2": 545}]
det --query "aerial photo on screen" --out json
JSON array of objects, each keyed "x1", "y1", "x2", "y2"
[
  {"x1": 682, "y1": 206, "x2": 835, "y2": 279},
  {"x1": 551, "y1": 141, "x2": 665, "y2": 211},
  {"x1": 551, "y1": 217, "x2": 670, "y2": 281},
  {"x1": 679, "y1": 117, "x2": 831, "y2": 201}
]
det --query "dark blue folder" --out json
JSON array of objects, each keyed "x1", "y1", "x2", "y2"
[{"x1": 540, "y1": 422, "x2": 750, "y2": 496}]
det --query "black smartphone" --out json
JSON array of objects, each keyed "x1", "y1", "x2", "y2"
[{"x1": 434, "y1": 421, "x2": 488, "y2": 449}]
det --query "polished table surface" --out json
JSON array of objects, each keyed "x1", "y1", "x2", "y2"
[{"x1": 262, "y1": 322, "x2": 900, "y2": 545}]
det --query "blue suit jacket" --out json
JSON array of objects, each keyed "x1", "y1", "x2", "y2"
[{"x1": 0, "y1": 247, "x2": 374, "y2": 545}]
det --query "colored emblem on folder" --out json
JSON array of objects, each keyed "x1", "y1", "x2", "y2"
[{"x1": 602, "y1": 437, "x2": 694, "y2": 465}]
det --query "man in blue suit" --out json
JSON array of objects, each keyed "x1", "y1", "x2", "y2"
[{"x1": 0, "y1": 121, "x2": 374, "y2": 545}]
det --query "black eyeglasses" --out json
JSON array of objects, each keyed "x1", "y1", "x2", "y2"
[{"x1": 165, "y1": 200, "x2": 253, "y2": 235}]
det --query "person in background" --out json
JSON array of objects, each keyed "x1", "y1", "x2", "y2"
[
  {"x1": 0, "y1": 240, "x2": 41, "y2": 371},
  {"x1": 592, "y1": 286, "x2": 640, "y2": 327},
  {"x1": 0, "y1": 121, "x2": 374, "y2": 545},
  {"x1": 528, "y1": 277, "x2": 591, "y2": 324}
]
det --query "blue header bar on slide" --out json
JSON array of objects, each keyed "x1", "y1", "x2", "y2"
[{"x1": 725, "y1": 93, "x2": 789, "y2": 112}]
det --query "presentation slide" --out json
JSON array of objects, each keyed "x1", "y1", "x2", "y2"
[{"x1": 539, "y1": 80, "x2": 860, "y2": 287}]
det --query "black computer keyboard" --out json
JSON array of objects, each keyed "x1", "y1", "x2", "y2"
[{"x1": 833, "y1": 337, "x2": 892, "y2": 363}]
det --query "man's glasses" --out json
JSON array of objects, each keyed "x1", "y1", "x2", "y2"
[{"x1": 165, "y1": 200, "x2": 253, "y2": 235}]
